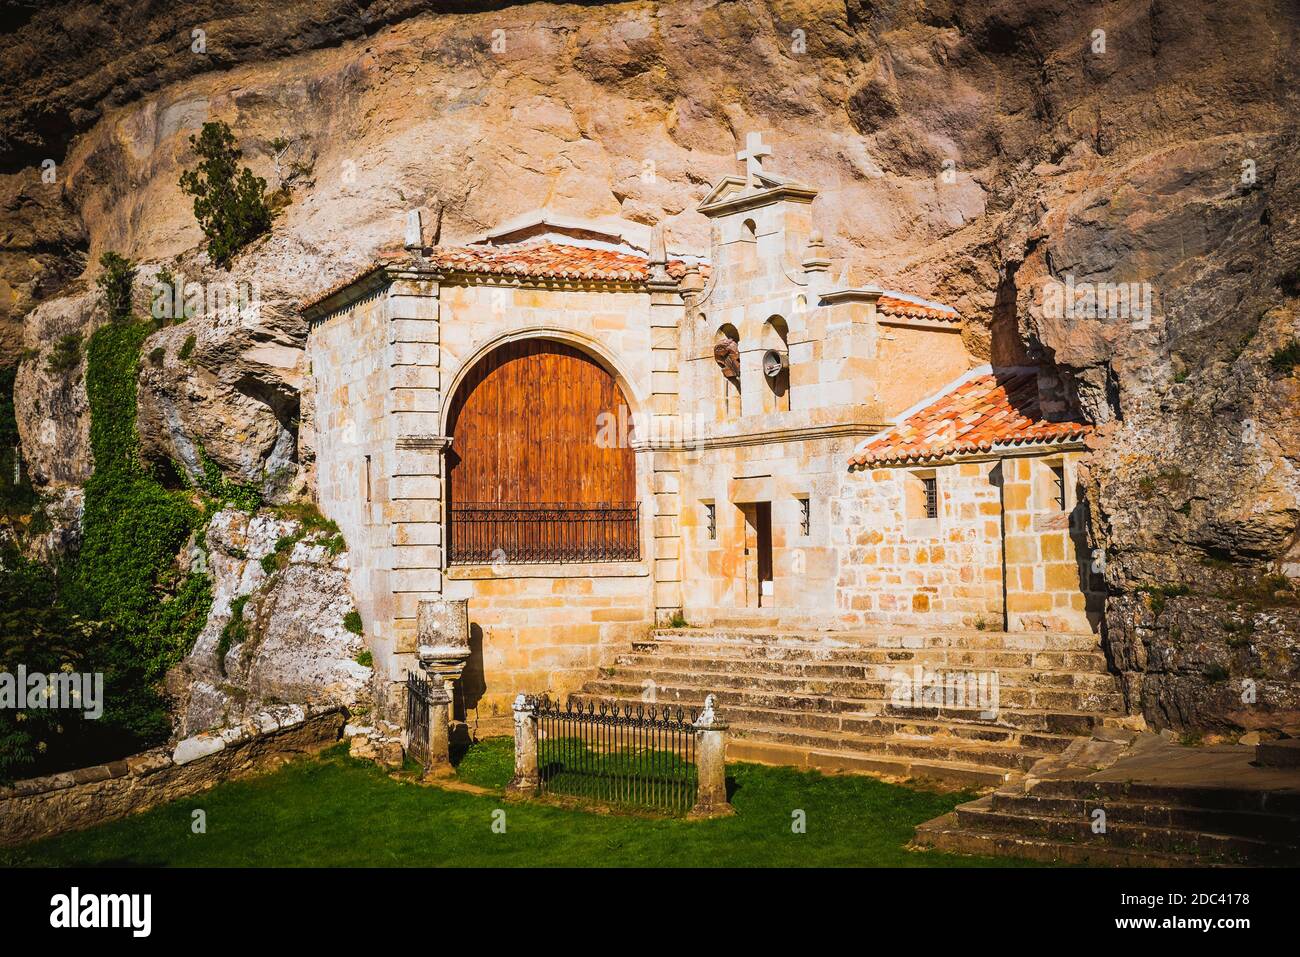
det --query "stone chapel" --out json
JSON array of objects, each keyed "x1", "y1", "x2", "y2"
[{"x1": 300, "y1": 136, "x2": 1104, "y2": 740}]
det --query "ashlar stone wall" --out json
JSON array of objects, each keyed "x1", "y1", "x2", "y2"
[
  {"x1": 836, "y1": 460, "x2": 1006, "y2": 627},
  {"x1": 835, "y1": 449, "x2": 1101, "y2": 632},
  {"x1": 1002, "y1": 450, "x2": 1103, "y2": 632}
]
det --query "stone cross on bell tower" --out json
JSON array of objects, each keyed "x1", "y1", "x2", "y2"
[{"x1": 736, "y1": 132, "x2": 772, "y2": 190}]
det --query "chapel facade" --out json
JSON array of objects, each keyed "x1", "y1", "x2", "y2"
[{"x1": 300, "y1": 138, "x2": 1102, "y2": 725}]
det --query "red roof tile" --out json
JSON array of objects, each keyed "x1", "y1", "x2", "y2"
[
  {"x1": 848, "y1": 369, "x2": 1091, "y2": 468},
  {"x1": 430, "y1": 241, "x2": 696, "y2": 282},
  {"x1": 300, "y1": 241, "x2": 701, "y2": 312},
  {"x1": 877, "y1": 294, "x2": 959, "y2": 321}
]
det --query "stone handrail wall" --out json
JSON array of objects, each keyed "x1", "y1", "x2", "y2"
[{"x1": 0, "y1": 704, "x2": 345, "y2": 848}]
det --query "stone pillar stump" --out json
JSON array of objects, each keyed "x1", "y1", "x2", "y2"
[
  {"x1": 506, "y1": 694, "x2": 540, "y2": 796},
  {"x1": 689, "y1": 694, "x2": 734, "y2": 818}
]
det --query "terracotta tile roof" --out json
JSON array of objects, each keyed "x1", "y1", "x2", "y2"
[
  {"x1": 300, "y1": 241, "x2": 701, "y2": 312},
  {"x1": 430, "y1": 241, "x2": 697, "y2": 282},
  {"x1": 848, "y1": 369, "x2": 1091, "y2": 468},
  {"x1": 877, "y1": 294, "x2": 960, "y2": 321}
]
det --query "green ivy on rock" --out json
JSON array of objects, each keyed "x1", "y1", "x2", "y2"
[
  {"x1": 66, "y1": 320, "x2": 208, "y2": 670},
  {"x1": 0, "y1": 316, "x2": 216, "y2": 783}
]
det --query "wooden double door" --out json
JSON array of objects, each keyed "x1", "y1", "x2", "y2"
[{"x1": 445, "y1": 339, "x2": 638, "y2": 563}]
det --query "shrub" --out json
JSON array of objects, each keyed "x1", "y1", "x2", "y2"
[
  {"x1": 1202, "y1": 663, "x2": 1230, "y2": 684},
  {"x1": 179, "y1": 334, "x2": 196, "y2": 361},
  {"x1": 1139, "y1": 583, "x2": 1190, "y2": 616},
  {"x1": 0, "y1": 552, "x2": 124, "y2": 783},
  {"x1": 1268, "y1": 340, "x2": 1300, "y2": 375},
  {"x1": 261, "y1": 533, "x2": 298, "y2": 575},
  {"x1": 96, "y1": 251, "x2": 136, "y2": 322},
  {"x1": 272, "y1": 501, "x2": 338, "y2": 536},
  {"x1": 195, "y1": 445, "x2": 261, "y2": 513},
  {"x1": 178, "y1": 121, "x2": 272, "y2": 269},
  {"x1": 45, "y1": 332, "x2": 82, "y2": 376},
  {"x1": 354, "y1": 649, "x2": 373, "y2": 668},
  {"x1": 343, "y1": 610, "x2": 363, "y2": 635}
]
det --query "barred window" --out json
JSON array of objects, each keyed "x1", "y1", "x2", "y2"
[
  {"x1": 1051, "y1": 464, "x2": 1067, "y2": 511},
  {"x1": 922, "y1": 477, "x2": 938, "y2": 519}
]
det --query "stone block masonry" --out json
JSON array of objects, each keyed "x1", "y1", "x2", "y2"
[
  {"x1": 834, "y1": 460, "x2": 1005, "y2": 628},
  {"x1": 0, "y1": 706, "x2": 345, "y2": 848}
]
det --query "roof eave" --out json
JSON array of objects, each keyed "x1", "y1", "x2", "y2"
[
  {"x1": 849, "y1": 434, "x2": 1092, "y2": 471},
  {"x1": 698, "y1": 180, "x2": 818, "y2": 217}
]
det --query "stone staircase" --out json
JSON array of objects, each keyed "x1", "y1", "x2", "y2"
[
  {"x1": 579, "y1": 626, "x2": 1125, "y2": 788},
  {"x1": 914, "y1": 733, "x2": 1300, "y2": 865}
]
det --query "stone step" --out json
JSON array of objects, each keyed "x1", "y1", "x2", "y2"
[
  {"x1": 609, "y1": 656, "x2": 1120, "y2": 692},
  {"x1": 1025, "y1": 777, "x2": 1300, "y2": 817},
  {"x1": 731, "y1": 723, "x2": 1041, "y2": 771},
  {"x1": 990, "y1": 792, "x2": 1300, "y2": 844},
  {"x1": 581, "y1": 682, "x2": 1111, "y2": 736},
  {"x1": 583, "y1": 676, "x2": 1124, "y2": 716},
  {"x1": 1256, "y1": 739, "x2": 1300, "y2": 768},
  {"x1": 623, "y1": 644, "x2": 1113, "y2": 674},
  {"x1": 582, "y1": 691, "x2": 1085, "y2": 750},
  {"x1": 725, "y1": 738, "x2": 1016, "y2": 789},
  {"x1": 650, "y1": 627, "x2": 1105, "y2": 653},
  {"x1": 913, "y1": 810, "x2": 1208, "y2": 867},
  {"x1": 753, "y1": 705, "x2": 1078, "y2": 749},
  {"x1": 954, "y1": 796, "x2": 1299, "y2": 864}
]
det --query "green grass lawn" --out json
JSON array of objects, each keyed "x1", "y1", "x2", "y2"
[{"x1": 7, "y1": 738, "x2": 1033, "y2": 867}]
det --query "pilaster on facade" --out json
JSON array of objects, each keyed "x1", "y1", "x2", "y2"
[
  {"x1": 384, "y1": 275, "x2": 445, "y2": 654},
  {"x1": 648, "y1": 286, "x2": 685, "y2": 620}
]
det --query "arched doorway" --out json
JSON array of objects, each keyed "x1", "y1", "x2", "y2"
[{"x1": 445, "y1": 338, "x2": 639, "y2": 564}]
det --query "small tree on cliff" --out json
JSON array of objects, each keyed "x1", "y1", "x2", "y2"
[
  {"x1": 96, "y1": 251, "x2": 135, "y2": 322},
  {"x1": 179, "y1": 121, "x2": 272, "y2": 269}
]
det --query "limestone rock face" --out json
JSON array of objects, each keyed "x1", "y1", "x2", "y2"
[
  {"x1": 2, "y1": 0, "x2": 1298, "y2": 731},
  {"x1": 1105, "y1": 594, "x2": 1300, "y2": 737},
  {"x1": 169, "y1": 507, "x2": 371, "y2": 737},
  {"x1": 133, "y1": 252, "x2": 310, "y2": 491},
  {"x1": 12, "y1": 286, "x2": 98, "y2": 490}
]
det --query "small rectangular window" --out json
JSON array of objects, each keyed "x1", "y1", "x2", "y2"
[
  {"x1": 364, "y1": 455, "x2": 372, "y2": 503},
  {"x1": 705, "y1": 502, "x2": 716, "y2": 540},
  {"x1": 922, "y1": 477, "x2": 938, "y2": 520},
  {"x1": 1051, "y1": 464, "x2": 1066, "y2": 511},
  {"x1": 798, "y1": 497, "x2": 810, "y2": 536}
]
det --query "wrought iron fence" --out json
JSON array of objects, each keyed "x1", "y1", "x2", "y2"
[
  {"x1": 405, "y1": 670, "x2": 432, "y2": 768},
  {"x1": 531, "y1": 694, "x2": 699, "y2": 814},
  {"x1": 448, "y1": 502, "x2": 640, "y2": 564}
]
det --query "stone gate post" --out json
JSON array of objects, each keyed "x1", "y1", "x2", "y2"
[
  {"x1": 689, "y1": 694, "x2": 734, "y2": 818},
  {"x1": 506, "y1": 693, "x2": 539, "y2": 796},
  {"x1": 423, "y1": 682, "x2": 454, "y2": 778}
]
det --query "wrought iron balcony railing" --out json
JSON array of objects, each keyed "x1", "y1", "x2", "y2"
[{"x1": 448, "y1": 501, "x2": 640, "y2": 565}]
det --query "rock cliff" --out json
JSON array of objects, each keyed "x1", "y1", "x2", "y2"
[
  {"x1": 1, "y1": 0, "x2": 1297, "y2": 732},
  {"x1": 168, "y1": 507, "x2": 370, "y2": 737}
]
